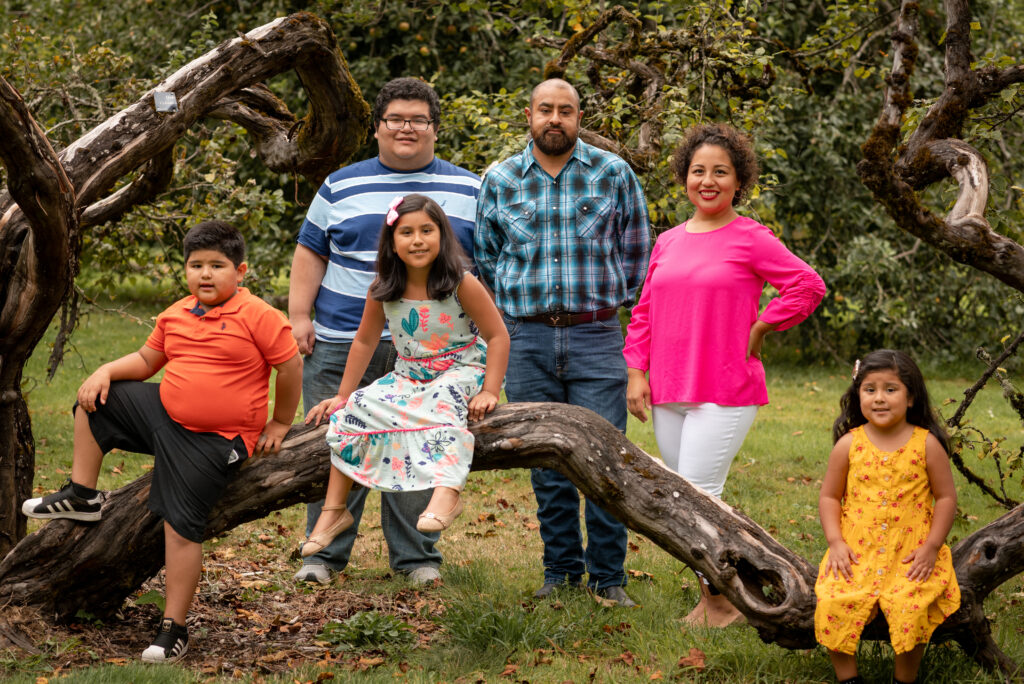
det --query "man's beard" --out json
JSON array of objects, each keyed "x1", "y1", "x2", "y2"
[{"x1": 533, "y1": 126, "x2": 577, "y2": 156}]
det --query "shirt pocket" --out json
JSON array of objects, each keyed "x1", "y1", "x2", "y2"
[
  {"x1": 574, "y1": 196, "x2": 616, "y2": 241},
  {"x1": 499, "y1": 200, "x2": 537, "y2": 244}
]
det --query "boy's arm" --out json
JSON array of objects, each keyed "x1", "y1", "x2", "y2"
[
  {"x1": 77, "y1": 345, "x2": 167, "y2": 412},
  {"x1": 255, "y1": 352, "x2": 303, "y2": 456}
]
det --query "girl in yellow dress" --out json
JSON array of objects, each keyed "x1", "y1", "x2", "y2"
[{"x1": 815, "y1": 350, "x2": 960, "y2": 684}]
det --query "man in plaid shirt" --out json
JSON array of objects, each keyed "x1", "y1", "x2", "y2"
[{"x1": 475, "y1": 78, "x2": 651, "y2": 607}]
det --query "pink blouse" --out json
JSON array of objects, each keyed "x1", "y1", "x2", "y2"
[{"x1": 623, "y1": 216, "x2": 825, "y2": 406}]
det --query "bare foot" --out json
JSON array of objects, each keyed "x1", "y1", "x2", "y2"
[{"x1": 683, "y1": 594, "x2": 746, "y2": 628}]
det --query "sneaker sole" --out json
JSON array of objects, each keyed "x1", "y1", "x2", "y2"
[
  {"x1": 141, "y1": 641, "x2": 188, "y2": 664},
  {"x1": 21, "y1": 502, "x2": 101, "y2": 521}
]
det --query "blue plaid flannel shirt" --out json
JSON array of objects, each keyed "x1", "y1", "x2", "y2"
[{"x1": 475, "y1": 140, "x2": 651, "y2": 317}]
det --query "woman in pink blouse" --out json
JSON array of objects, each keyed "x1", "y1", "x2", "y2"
[{"x1": 623, "y1": 123, "x2": 825, "y2": 627}]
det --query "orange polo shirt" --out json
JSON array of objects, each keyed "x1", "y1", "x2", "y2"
[{"x1": 146, "y1": 288, "x2": 298, "y2": 456}]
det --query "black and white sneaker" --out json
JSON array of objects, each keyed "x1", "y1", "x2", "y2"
[
  {"x1": 22, "y1": 480, "x2": 103, "y2": 521},
  {"x1": 141, "y1": 618, "x2": 189, "y2": 663}
]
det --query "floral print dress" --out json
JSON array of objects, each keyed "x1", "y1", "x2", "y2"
[
  {"x1": 814, "y1": 426, "x2": 960, "y2": 654},
  {"x1": 326, "y1": 293, "x2": 486, "y2": 491}
]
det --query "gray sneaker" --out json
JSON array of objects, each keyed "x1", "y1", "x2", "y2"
[
  {"x1": 595, "y1": 585, "x2": 637, "y2": 607},
  {"x1": 407, "y1": 566, "x2": 441, "y2": 584},
  {"x1": 292, "y1": 563, "x2": 331, "y2": 584}
]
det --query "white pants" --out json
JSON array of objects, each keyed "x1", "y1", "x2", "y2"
[{"x1": 652, "y1": 402, "x2": 758, "y2": 498}]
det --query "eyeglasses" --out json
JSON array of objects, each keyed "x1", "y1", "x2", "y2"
[{"x1": 381, "y1": 116, "x2": 433, "y2": 131}]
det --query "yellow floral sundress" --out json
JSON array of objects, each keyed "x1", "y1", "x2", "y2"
[{"x1": 814, "y1": 426, "x2": 960, "y2": 654}]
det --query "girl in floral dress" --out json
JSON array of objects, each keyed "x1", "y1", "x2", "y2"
[
  {"x1": 301, "y1": 194, "x2": 509, "y2": 556},
  {"x1": 816, "y1": 350, "x2": 960, "y2": 684}
]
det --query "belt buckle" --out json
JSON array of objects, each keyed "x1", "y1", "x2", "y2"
[{"x1": 547, "y1": 312, "x2": 563, "y2": 326}]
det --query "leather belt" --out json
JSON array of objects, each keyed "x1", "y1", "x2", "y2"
[{"x1": 521, "y1": 307, "x2": 618, "y2": 327}]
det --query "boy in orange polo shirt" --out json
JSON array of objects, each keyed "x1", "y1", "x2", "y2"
[{"x1": 23, "y1": 220, "x2": 302, "y2": 664}]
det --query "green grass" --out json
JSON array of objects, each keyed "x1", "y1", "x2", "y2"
[{"x1": 10, "y1": 301, "x2": 1024, "y2": 682}]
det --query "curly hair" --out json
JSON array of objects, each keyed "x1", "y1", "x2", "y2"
[
  {"x1": 372, "y1": 77, "x2": 441, "y2": 130},
  {"x1": 669, "y1": 123, "x2": 760, "y2": 205}
]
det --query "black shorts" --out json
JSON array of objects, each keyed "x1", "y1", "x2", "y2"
[{"x1": 81, "y1": 381, "x2": 246, "y2": 543}]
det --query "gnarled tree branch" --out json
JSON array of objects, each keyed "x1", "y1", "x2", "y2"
[
  {"x1": 0, "y1": 11, "x2": 370, "y2": 558},
  {"x1": 1, "y1": 404, "x2": 1021, "y2": 674}
]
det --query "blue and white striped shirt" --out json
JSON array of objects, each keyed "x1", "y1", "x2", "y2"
[
  {"x1": 474, "y1": 140, "x2": 651, "y2": 316},
  {"x1": 297, "y1": 157, "x2": 480, "y2": 341}
]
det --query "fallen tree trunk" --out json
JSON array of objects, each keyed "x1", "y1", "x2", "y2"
[{"x1": 1, "y1": 402, "x2": 1020, "y2": 674}]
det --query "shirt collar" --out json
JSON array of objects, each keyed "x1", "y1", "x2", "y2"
[
  {"x1": 521, "y1": 139, "x2": 589, "y2": 177},
  {"x1": 184, "y1": 287, "x2": 250, "y2": 318}
]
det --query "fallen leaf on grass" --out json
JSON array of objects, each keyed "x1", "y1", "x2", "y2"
[
  {"x1": 602, "y1": 622, "x2": 631, "y2": 634},
  {"x1": 627, "y1": 569, "x2": 654, "y2": 581},
  {"x1": 677, "y1": 647, "x2": 706, "y2": 671},
  {"x1": 523, "y1": 521, "x2": 539, "y2": 531},
  {"x1": 649, "y1": 671, "x2": 663, "y2": 680},
  {"x1": 352, "y1": 656, "x2": 384, "y2": 670},
  {"x1": 613, "y1": 650, "x2": 635, "y2": 665},
  {"x1": 500, "y1": 663, "x2": 519, "y2": 677}
]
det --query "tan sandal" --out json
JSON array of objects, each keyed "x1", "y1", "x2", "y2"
[
  {"x1": 300, "y1": 505, "x2": 354, "y2": 557},
  {"x1": 416, "y1": 497, "x2": 464, "y2": 533}
]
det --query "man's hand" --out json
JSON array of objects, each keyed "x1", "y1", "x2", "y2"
[
  {"x1": 255, "y1": 418, "x2": 291, "y2": 456},
  {"x1": 291, "y1": 316, "x2": 316, "y2": 356}
]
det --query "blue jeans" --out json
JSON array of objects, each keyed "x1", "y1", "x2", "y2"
[
  {"x1": 301, "y1": 339, "x2": 441, "y2": 573},
  {"x1": 503, "y1": 314, "x2": 629, "y2": 590}
]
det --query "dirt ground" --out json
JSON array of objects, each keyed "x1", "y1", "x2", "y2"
[{"x1": 1, "y1": 546, "x2": 449, "y2": 678}]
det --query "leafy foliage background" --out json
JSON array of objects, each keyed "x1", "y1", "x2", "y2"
[{"x1": 1, "y1": 0, "x2": 1022, "y2": 361}]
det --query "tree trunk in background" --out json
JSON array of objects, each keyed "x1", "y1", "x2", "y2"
[{"x1": 0, "y1": 12, "x2": 370, "y2": 557}]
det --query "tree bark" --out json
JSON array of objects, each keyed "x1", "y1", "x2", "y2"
[
  {"x1": 1, "y1": 403, "x2": 1020, "y2": 674},
  {"x1": 858, "y1": 0, "x2": 1024, "y2": 292},
  {"x1": 0, "y1": 11, "x2": 370, "y2": 558}
]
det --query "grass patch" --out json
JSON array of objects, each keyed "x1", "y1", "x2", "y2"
[{"x1": 9, "y1": 300, "x2": 1024, "y2": 682}]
